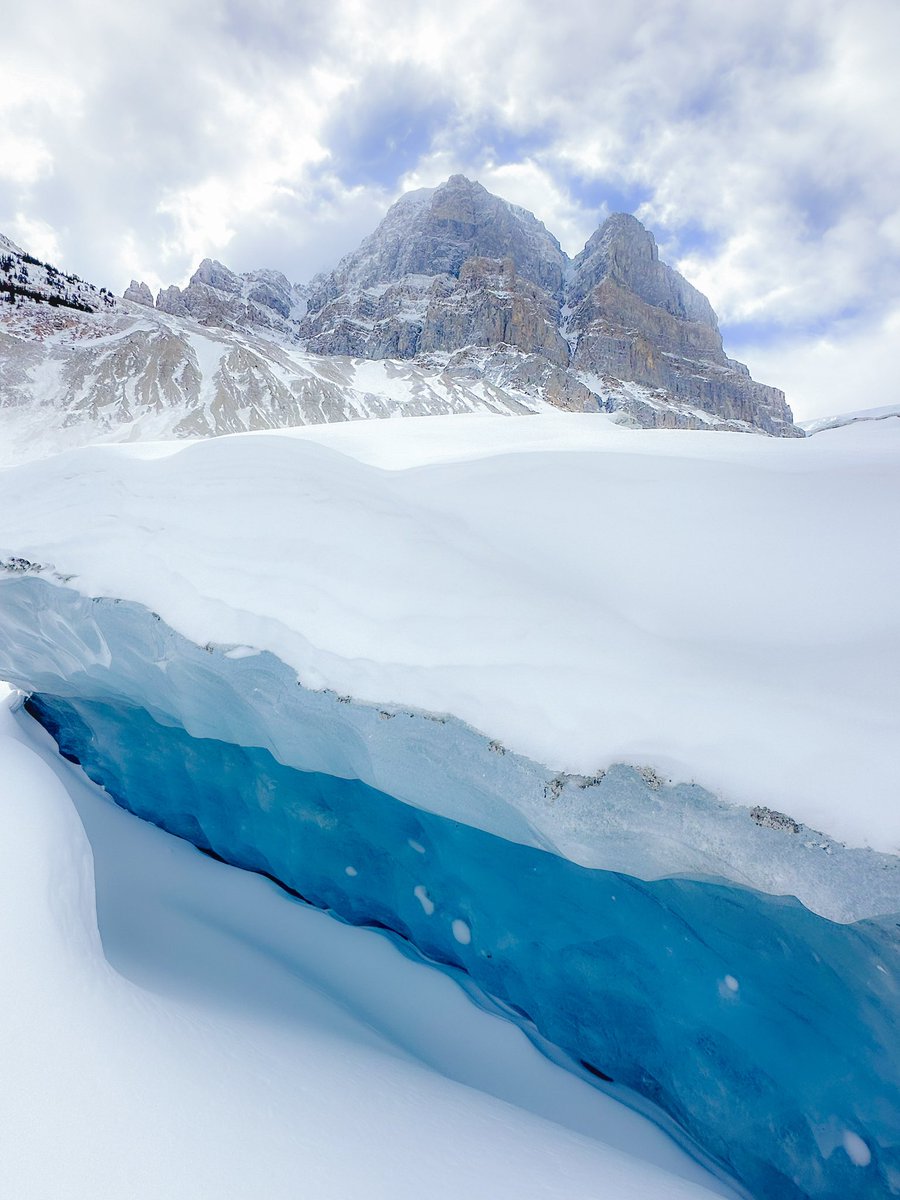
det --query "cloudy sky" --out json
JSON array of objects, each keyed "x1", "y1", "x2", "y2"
[{"x1": 3, "y1": 0, "x2": 898, "y2": 419}]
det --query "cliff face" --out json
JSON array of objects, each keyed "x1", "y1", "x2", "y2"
[
  {"x1": 124, "y1": 175, "x2": 799, "y2": 435},
  {"x1": 297, "y1": 177, "x2": 798, "y2": 435},
  {"x1": 308, "y1": 176, "x2": 567, "y2": 300},
  {"x1": 566, "y1": 215, "x2": 797, "y2": 436},
  {"x1": 302, "y1": 176, "x2": 570, "y2": 367},
  {"x1": 154, "y1": 260, "x2": 307, "y2": 337}
]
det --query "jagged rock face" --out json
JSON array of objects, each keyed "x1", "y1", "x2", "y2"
[
  {"x1": 304, "y1": 273, "x2": 433, "y2": 359},
  {"x1": 444, "y1": 345, "x2": 597, "y2": 412},
  {"x1": 419, "y1": 257, "x2": 570, "y2": 365},
  {"x1": 567, "y1": 220, "x2": 798, "y2": 436},
  {"x1": 6, "y1": 175, "x2": 799, "y2": 438},
  {"x1": 189, "y1": 258, "x2": 242, "y2": 294},
  {"x1": 298, "y1": 177, "x2": 798, "y2": 435},
  {"x1": 568, "y1": 214, "x2": 717, "y2": 326},
  {"x1": 309, "y1": 175, "x2": 567, "y2": 302},
  {"x1": 0, "y1": 292, "x2": 546, "y2": 464},
  {"x1": 123, "y1": 280, "x2": 154, "y2": 307},
  {"x1": 302, "y1": 175, "x2": 570, "y2": 366},
  {"x1": 154, "y1": 259, "x2": 306, "y2": 337}
]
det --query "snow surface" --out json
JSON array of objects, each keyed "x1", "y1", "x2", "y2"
[
  {"x1": 801, "y1": 403, "x2": 900, "y2": 434},
  {"x1": 0, "y1": 411, "x2": 896, "y2": 858},
  {"x1": 0, "y1": 686, "x2": 735, "y2": 1199}
]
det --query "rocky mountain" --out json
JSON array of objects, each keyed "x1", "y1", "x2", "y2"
[
  {"x1": 0, "y1": 176, "x2": 801, "y2": 451},
  {"x1": 302, "y1": 177, "x2": 569, "y2": 364},
  {"x1": 565, "y1": 213, "x2": 793, "y2": 433},
  {"x1": 1, "y1": 235, "x2": 117, "y2": 314},
  {"x1": 133, "y1": 258, "x2": 308, "y2": 338},
  {"x1": 299, "y1": 177, "x2": 797, "y2": 435},
  {"x1": 0, "y1": 233, "x2": 543, "y2": 466}
]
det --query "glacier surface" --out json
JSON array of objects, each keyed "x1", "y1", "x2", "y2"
[
  {"x1": 1, "y1": 579, "x2": 898, "y2": 1198},
  {"x1": 0, "y1": 412, "x2": 897, "y2": 861},
  {"x1": 0, "y1": 414, "x2": 897, "y2": 1198}
]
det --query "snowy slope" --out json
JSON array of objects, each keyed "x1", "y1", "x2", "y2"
[
  {"x1": 0, "y1": 688, "x2": 735, "y2": 1200},
  {"x1": 0, "y1": 412, "x2": 896, "y2": 864},
  {"x1": 0, "y1": 295, "x2": 547, "y2": 465},
  {"x1": 801, "y1": 402, "x2": 900, "y2": 434}
]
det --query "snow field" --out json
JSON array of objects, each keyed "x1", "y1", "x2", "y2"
[{"x1": 0, "y1": 412, "x2": 897, "y2": 856}]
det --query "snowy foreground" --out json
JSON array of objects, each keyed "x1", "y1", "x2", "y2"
[
  {"x1": 0, "y1": 687, "x2": 735, "y2": 1200},
  {"x1": 0, "y1": 411, "x2": 897, "y2": 1198},
  {"x1": 0, "y1": 411, "x2": 897, "y2": 859}
]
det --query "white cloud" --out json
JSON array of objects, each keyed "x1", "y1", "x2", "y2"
[
  {"x1": 738, "y1": 307, "x2": 900, "y2": 422},
  {"x1": 8, "y1": 216, "x2": 62, "y2": 265},
  {"x1": 1, "y1": 0, "x2": 897, "y2": 422}
]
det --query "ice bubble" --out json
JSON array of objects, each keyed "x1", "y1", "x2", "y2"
[
  {"x1": 718, "y1": 974, "x2": 740, "y2": 999},
  {"x1": 842, "y1": 1130, "x2": 871, "y2": 1167},
  {"x1": 451, "y1": 918, "x2": 471, "y2": 945}
]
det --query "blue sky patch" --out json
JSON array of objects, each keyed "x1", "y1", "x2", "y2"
[
  {"x1": 324, "y1": 87, "x2": 454, "y2": 189},
  {"x1": 563, "y1": 173, "x2": 651, "y2": 220}
]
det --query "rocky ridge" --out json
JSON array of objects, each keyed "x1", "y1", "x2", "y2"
[
  {"x1": 1, "y1": 238, "x2": 117, "y2": 315},
  {"x1": 0, "y1": 249, "x2": 545, "y2": 467},
  {"x1": 296, "y1": 176, "x2": 798, "y2": 436},
  {"x1": 1, "y1": 176, "x2": 801, "y2": 442},
  {"x1": 149, "y1": 258, "x2": 307, "y2": 338},
  {"x1": 123, "y1": 175, "x2": 797, "y2": 434}
]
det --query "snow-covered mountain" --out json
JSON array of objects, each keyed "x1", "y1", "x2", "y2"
[
  {"x1": 300, "y1": 177, "x2": 797, "y2": 435},
  {"x1": 152, "y1": 257, "x2": 308, "y2": 338},
  {"x1": 0, "y1": 234, "x2": 546, "y2": 464},
  {"x1": 1, "y1": 233, "x2": 117, "y2": 314},
  {"x1": 0, "y1": 178, "x2": 800, "y2": 455}
]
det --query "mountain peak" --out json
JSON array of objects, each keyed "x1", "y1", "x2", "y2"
[
  {"x1": 595, "y1": 212, "x2": 657, "y2": 258},
  {"x1": 190, "y1": 259, "x2": 241, "y2": 293},
  {"x1": 443, "y1": 172, "x2": 479, "y2": 188},
  {"x1": 132, "y1": 180, "x2": 796, "y2": 436},
  {"x1": 310, "y1": 175, "x2": 567, "y2": 301},
  {"x1": 571, "y1": 211, "x2": 715, "y2": 327},
  {"x1": 0, "y1": 232, "x2": 26, "y2": 256},
  {"x1": 123, "y1": 279, "x2": 154, "y2": 307}
]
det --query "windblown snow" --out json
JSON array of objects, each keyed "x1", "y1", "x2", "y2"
[{"x1": 0, "y1": 411, "x2": 897, "y2": 861}]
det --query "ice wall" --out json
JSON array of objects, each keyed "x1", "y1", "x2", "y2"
[
  {"x1": 0, "y1": 574, "x2": 896, "y2": 924},
  {"x1": 24, "y1": 690, "x2": 900, "y2": 1199}
]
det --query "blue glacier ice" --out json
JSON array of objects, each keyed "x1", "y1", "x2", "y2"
[{"x1": 1, "y1": 573, "x2": 899, "y2": 1199}]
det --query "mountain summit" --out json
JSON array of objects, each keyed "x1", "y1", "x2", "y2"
[
  {"x1": 0, "y1": 177, "x2": 799, "y2": 448},
  {"x1": 297, "y1": 176, "x2": 796, "y2": 435}
]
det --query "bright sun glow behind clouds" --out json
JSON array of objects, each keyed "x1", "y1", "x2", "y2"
[{"x1": 1, "y1": 0, "x2": 898, "y2": 420}]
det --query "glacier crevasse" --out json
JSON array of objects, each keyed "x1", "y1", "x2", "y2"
[{"x1": 2, "y1": 574, "x2": 899, "y2": 1200}]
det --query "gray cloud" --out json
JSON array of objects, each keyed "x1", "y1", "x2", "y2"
[{"x1": 2, "y1": 0, "x2": 897, "y2": 418}]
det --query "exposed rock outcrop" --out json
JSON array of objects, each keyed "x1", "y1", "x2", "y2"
[
  {"x1": 123, "y1": 280, "x2": 154, "y2": 307},
  {"x1": 298, "y1": 176, "x2": 798, "y2": 435},
  {"x1": 302, "y1": 176, "x2": 569, "y2": 368},
  {"x1": 121, "y1": 175, "x2": 799, "y2": 435},
  {"x1": 566, "y1": 216, "x2": 797, "y2": 436},
  {"x1": 154, "y1": 260, "x2": 306, "y2": 337},
  {"x1": 308, "y1": 176, "x2": 567, "y2": 302}
]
